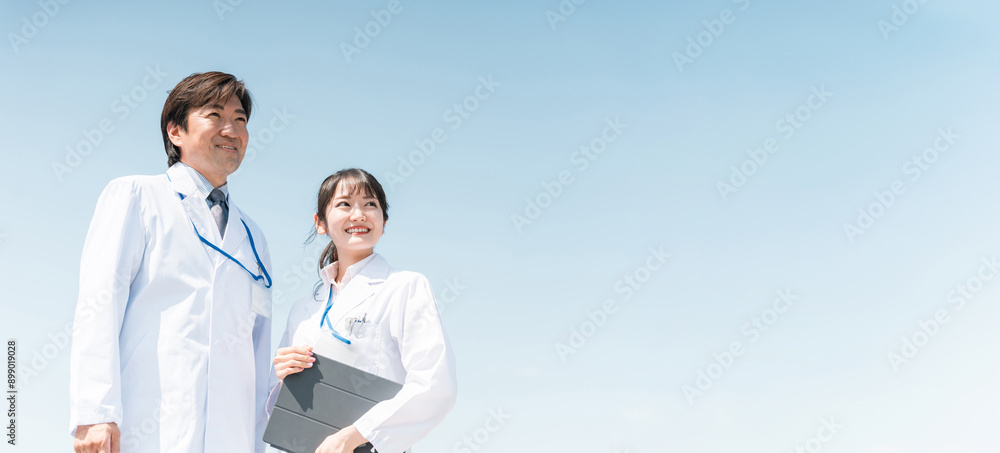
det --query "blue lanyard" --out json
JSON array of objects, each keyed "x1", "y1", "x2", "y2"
[
  {"x1": 175, "y1": 191, "x2": 272, "y2": 289},
  {"x1": 320, "y1": 285, "x2": 352, "y2": 344}
]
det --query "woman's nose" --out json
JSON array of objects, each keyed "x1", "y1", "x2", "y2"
[{"x1": 350, "y1": 206, "x2": 366, "y2": 220}]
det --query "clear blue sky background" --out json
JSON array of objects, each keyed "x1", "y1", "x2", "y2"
[{"x1": 1, "y1": 1, "x2": 999, "y2": 452}]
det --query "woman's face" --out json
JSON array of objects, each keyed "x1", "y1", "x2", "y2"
[{"x1": 316, "y1": 182, "x2": 385, "y2": 260}]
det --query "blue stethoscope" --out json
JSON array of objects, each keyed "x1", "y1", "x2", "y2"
[
  {"x1": 320, "y1": 285, "x2": 352, "y2": 345},
  {"x1": 170, "y1": 183, "x2": 272, "y2": 289}
]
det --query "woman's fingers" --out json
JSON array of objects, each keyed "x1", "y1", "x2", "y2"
[
  {"x1": 273, "y1": 352, "x2": 313, "y2": 365},
  {"x1": 273, "y1": 346, "x2": 315, "y2": 364},
  {"x1": 275, "y1": 361, "x2": 304, "y2": 380},
  {"x1": 273, "y1": 345, "x2": 315, "y2": 380},
  {"x1": 276, "y1": 366, "x2": 302, "y2": 380},
  {"x1": 277, "y1": 345, "x2": 313, "y2": 356},
  {"x1": 275, "y1": 352, "x2": 315, "y2": 365}
]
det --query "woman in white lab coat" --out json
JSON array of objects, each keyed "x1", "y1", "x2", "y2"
[{"x1": 272, "y1": 168, "x2": 457, "y2": 453}]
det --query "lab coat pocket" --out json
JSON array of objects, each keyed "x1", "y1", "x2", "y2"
[
  {"x1": 351, "y1": 320, "x2": 376, "y2": 339},
  {"x1": 312, "y1": 330, "x2": 362, "y2": 366},
  {"x1": 350, "y1": 322, "x2": 383, "y2": 373}
]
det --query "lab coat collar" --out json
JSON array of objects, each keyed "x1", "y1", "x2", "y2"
[
  {"x1": 171, "y1": 162, "x2": 228, "y2": 199},
  {"x1": 319, "y1": 253, "x2": 388, "y2": 286},
  {"x1": 167, "y1": 163, "x2": 200, "y2": 198},
  {"x1": 165, "y1": 164, "x2": 248, "y2": 255},
  {"x1": 320, "y1": 253, "x2": 391, "y2": 314}
]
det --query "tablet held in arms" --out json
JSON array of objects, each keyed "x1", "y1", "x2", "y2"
[{"x1": 264, "y1": 353, "x2": 403, "y2": 453}]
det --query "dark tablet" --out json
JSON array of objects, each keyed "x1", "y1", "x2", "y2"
[{"x1": 263, "y1": 353, "x2": 403, "y2": 453}]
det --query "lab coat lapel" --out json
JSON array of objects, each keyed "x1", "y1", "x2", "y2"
[
  {"x1": 337, "y1": 276, "x2": 375, "y2": 315},
  {"x1": 167, "y1": 165, "x2": 222, "y2": 246},
  {"x1": 337, "y1": 254, "x2": 391, "y2": 314},
  {"x1": 220, "y1": 195, "x2": 248, "y2": 259}
]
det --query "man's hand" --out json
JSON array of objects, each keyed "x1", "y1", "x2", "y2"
[
  {"x1": 273, "y1": 345, "x2": 315, "y2": 380},
  {"x1": 74, "y1": 422, "x2": 120, "y2": 453},
  {"x1": 315, "y1": 425, "x2": 368, "y2": 453}
]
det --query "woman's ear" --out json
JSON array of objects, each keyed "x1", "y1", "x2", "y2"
[{"x1": 314, "y1": 213, "x2": 326, "y2": 235}]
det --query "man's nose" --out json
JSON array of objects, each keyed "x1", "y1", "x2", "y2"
[{"x1": 219, "y1": 119, "x2": 239, "y2": 138}]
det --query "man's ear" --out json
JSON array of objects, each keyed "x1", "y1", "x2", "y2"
[{"x1": 166, "y1": 121, "x2": 184, "y2": 148}]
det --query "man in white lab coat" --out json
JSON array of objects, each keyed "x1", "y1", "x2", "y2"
[{"x1": 69, "y1": 71, "x2": 274, "y2": 453}]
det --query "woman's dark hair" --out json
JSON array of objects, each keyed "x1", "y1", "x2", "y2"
[
  {"x1": 160, "y1": 71, "x2": 253, "y2": 167},
  {"x1": 309, "y1": 168, "x2": 389, "y2": 274}
]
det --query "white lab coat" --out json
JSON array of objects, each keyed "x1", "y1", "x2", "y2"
[
  {"x1": 69, "y1": 164, "x2": 273, "y2": 453},
  {"x1": 274, "y1": 253, "x2": 457, "y2": 453}
]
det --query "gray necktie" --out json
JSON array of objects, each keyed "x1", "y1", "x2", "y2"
[{"x1": 207, "y1": 189, "x2": 228, "y2": 238}]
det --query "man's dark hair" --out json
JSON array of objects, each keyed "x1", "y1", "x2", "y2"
[{"x1": 160, "y1": 71, "x2": 253, "y2": 167}]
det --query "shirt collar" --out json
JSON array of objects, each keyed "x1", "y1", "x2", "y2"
[
  {"x1": 174, "y1": 162, "x2": 228, "y2": 200},
  {"x1": 320, "y1": 253, "x2": 378, "y2": 290}
]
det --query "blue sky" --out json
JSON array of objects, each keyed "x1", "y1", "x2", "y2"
[{"x1": 2, "y1": 1, "x2": 999, "y2": 451}]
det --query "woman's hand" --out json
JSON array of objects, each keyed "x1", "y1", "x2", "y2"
[
  {"x1": 315, "y1": 425, "x2": 369, "y2": 453},
  {"x1": 273, "y1": 345, "x2": 315, "y2": 380}
]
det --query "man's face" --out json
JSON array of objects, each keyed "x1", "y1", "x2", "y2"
[{"x1": 167, "y1": 95, "x2": 248, "y2": 185}]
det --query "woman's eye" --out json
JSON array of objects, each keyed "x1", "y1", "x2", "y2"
[
  {"x1": 366, "y1": 202, "x2": 378, "y2": 207},
  {"x1": 336, "y1": 202, "x2": 349, "y2": 207},
  {"x1": 235, "y1": 117, "x2": 247, "y2": 123},
  {"x1": 208, "y1": 112, "x2": 220, "y2": 118}
]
